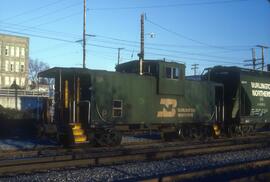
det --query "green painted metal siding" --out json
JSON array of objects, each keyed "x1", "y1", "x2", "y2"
[
  {"x1": 240, "y1": 73, "x2": 270, "y2": 121},
  {"x1": 158, "y1": 61, "x2": 185, "y2": 95},
  {"x1": 184, "y1": 80, "x2": 215, "y2": 122},
  {"x1": 90, "y1": 70, "x2": 215, "y2": 125},
  {"x1": 91, "y1": 70, "x2": 157, "y2": 123}
]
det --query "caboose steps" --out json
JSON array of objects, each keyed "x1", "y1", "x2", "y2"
[
  {"x1": 73, "y1": 135, "x2": 87, "y2": 143},
  {"x1": 70, "y1": 123, "x2": 88, "y2": 144},
  {"x1": 72, "y1": 128, "x2": 84, "y2": 136}
]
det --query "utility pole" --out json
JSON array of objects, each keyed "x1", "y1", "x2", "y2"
[
  {"x1": 252, "y1": 48, "x2": 256, "y2": 70},
  {"x1": 139, "y1": 13, "x2": 144, "y2": 75},
  {"x1": 117, "y1": 48, "x2": 124, "y2": 65},
  {"x1": 256, "y1": 45, "x2": 269, "y2": 71},
  {"x1": 191, "y1": 64, "x2": 199, "y2": 76},
  {"x1": 244, "y1": 48, "x2": 258, "y2": 70},
  {"x1": 82, "y1": 0, "x2": 86, "y2": 68}
]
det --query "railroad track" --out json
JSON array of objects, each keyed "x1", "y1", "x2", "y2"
[
  {"x1": 0, "y1": 133, "x2": 270, "y2": 177},
  {"x1": 142, "y1": 159, "x2": 270, "y2": 182},
  {"x1": 0, "y1": 131, "x2": 269, "y2": 160}
]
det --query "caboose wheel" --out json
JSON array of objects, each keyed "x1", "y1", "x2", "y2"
[
  {"x1": 107, "y1": 130, "x2": 122, "y2": 146},
  {"x1": 190, "y1": 127, "x2": 200, "y2": 139},
  {"x1": 235, "y1": 126, "x2": 242, "y2": 136},
  {"x1": 249, "y1": 125, "x2": 256, "y2": 135},
  {"x1": 241, "y1": 125, "x2": 250, "y2": 136},
  {"x1": 95, "y1": 133, "x2": 110, "y2": 146},
  {"x1": 199, "y1": 126, "x2": 210, "y2": 140},
  {"x1": 227, "y1": 125, "x2": 235, "y2": 138},
  {"x1": 181, "y1": 127, "x2": 190, "y2": 139},
  {"x1": 57, "y1": 133, "x2": 70, "y2": 147},
  {"x1": 94, "y1": 129, "x2": 122, "y2": 147},
  {"x1": 162, "y1": 131, "x2": 178, "y2": 141}
]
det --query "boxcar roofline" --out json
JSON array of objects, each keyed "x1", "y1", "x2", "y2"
[{"x1": 206, "y1": 66, "x2": 270, "y2": 76}]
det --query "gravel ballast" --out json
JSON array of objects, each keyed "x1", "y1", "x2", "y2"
[
  {"x1": 0, "y1": 138, "x2": 57, "y2": 151},
  {"x1": 1, "y1": 147, "x2": 270, "y2": 181},
  {"x1": 0, "y1": 133, "x2": 160, "y2": 151}
]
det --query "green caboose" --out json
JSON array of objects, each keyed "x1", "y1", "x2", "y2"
[{"x1": 39, "y1": 60, "x2": 222, "y2": 146}]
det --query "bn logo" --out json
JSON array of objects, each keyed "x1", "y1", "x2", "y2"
[{"x1": 157, "y1": 98, "x2": 177, "y2": 118}]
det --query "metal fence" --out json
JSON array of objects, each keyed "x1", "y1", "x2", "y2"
[{"x1": 0, "y1": 89, "x2": 49, "y2": 97}]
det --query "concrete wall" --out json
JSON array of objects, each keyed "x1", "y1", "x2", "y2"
[{"x1": 0, "y1": 95, "x2": 22, "y2": 110}]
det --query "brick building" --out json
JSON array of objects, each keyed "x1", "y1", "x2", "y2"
[{"x1": 0, "y1": 33, "x2": 29, "y2": 88}]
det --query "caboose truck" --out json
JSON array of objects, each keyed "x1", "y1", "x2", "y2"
[
  {"x1": 204, "y1": 66, "x2": 270, "y2": 136},
  {"x1": 38, "y1": 59, "x2": 224, "y2": 146}
]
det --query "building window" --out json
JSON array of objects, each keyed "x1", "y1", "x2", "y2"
[
  {"x1": 112, "y1": 100, "x2": 123, "y2": 117},
  {"x1": 10, "y1": 62, "x2": 14, "y2": 72},
  {"x1": 173, "y1": 67, "x2": 179, "y2": 79},
  {"x1": 5, "y1": 46, "x2": 9, "y2": 56},
  {"x1": 10, "y1": 46, "x2": 14, "y2": 57},
  {"x1": 165, "y1": 67, "x2": 179, "y2": 79},
  {"x1": 20, "y1": 64, "x2": 24, "y2": 72},
  {"x1": 15, "y1": 47, "x2": 20, "y2": 57},
  {"x1": 166, "y1": 67, "x2": 172, "y2": 78},
  {"x1": 21, "y1": 47, "x2": 25, "y2": 58}
]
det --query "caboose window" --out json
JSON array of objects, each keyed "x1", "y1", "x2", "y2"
[
  {"x1": 173, "y1": 68, "x2": 179, "y2": 79},
  {"x1": 112, "y1": 100, "x2": 122, "y2": 117},
  {"x1": 166, "y1": 67, "x2": 172, "y2": 78},
  {"x1": 166, "y1": 67, "x2": 179, "y2": 79}
]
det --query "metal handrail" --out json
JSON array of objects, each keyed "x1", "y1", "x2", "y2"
[{"x1": 0, "y1": 89, "x2": 49, "y2": 97}]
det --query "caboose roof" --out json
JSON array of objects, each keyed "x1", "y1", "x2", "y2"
[{"x1": 38, "y1": 67, "x2": 90, "y2": 78}]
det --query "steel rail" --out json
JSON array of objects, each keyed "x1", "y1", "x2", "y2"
[
  {"x1": 1, "y1": 132, "x2": 270, "y2": 160},
  {"x1": 0, "y1": 138, "x2": 269, "y2": 177}
]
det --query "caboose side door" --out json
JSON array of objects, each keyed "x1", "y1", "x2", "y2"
[
  {"x1": 215, "y1": 84, "x2": 224, "y2": 123},
  {"x1": 78, "y1": 73, "x2": 92, "y2": 127}
]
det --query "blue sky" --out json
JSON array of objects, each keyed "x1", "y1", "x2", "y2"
[{"x1": 0, "y1": 0, "x2": 269, "y2": 75}]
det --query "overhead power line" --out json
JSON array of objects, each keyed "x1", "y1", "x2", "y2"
[
  {"x1": 0, "y1": 0, "x2": 65, "y2": 22},
  {"x1": 20, "y1": 10, "x2": 86, "y2": 32},
  {"x1": 0, "y1": 28, "x2": 246, "y2": 65},
  {"x1": 0, "y1": 29, "x2": 75, "y2": 43},
  {"x1": 1, "y1": 22, "x2": 80, "y2": 39},
  {"x1": 0, "y1": 19, "x2": 252, "y2": 51},
  {"x1": 18, "y1": 1, "x2": 84, "y2": 25},
  {"x1": 1, "y1": 19, "x2": 251, "y2": 56},
  {"x1": 1, "y1": 0, "x2": 248, "y2": 24},
  {"x1": 142, "y1": 49, "x2": 239, "y2": 65},
  {"x1": 145, "y1": 17, "x2": 233, "y2": 51},
  {"x1": 191, "y1": 64, "x2": 199, "y2": 75},
  {"x1": 0, "y1": 29, "x2": 118, "y2": 50},
  {"x1": 87, "y1": 0, "x2": 249, "y2": 11},
  {"x1": 90, "y1": 38, "x2": 246, "y2": 61},
  {"x1": 1, "y1": 21, "x2": 254, "y2": 57},
  {"x1": 93, "y1": 34, "x2": 252, "y2": 50}
]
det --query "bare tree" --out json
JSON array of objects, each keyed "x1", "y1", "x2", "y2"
[{"x1": 29, "y1": 58, "x2": 49, "y2": 88}]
